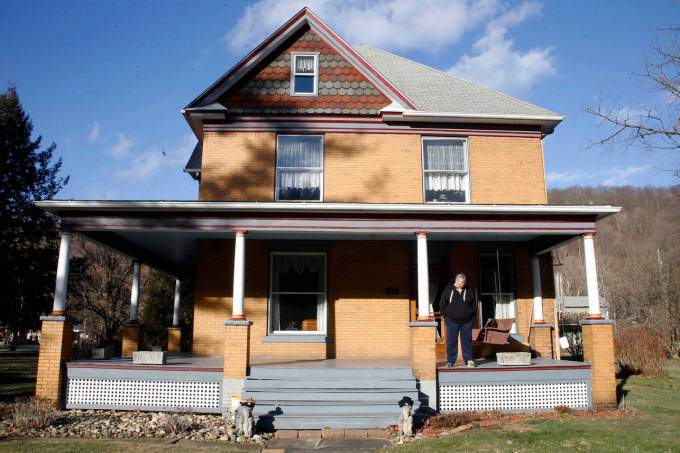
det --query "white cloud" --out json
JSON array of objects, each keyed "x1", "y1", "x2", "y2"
[
  {"x1": 547, "y1": 165, "x2": 650, "y2": 186},
  {"x1": 88, "y1": 121, "x2": 101, "y2": 143},
  {"x1": 108, "y1": 133, "x2": 133, "y2": 160},
  {"x1": 224, "y1": 0, "x2": 500, "y2": 54},
  {"x1": 601, "y1": 165, "x2": 649, "y2": 186},
  {"x1": 447, "y1": 1, "x2": 555, "y2": 95},
  {"x1": 116, "y1": 134, "x2": 197, "y2": 180}
]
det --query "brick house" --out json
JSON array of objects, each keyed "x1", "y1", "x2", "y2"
[{"x1": 36, "y1": 8, "x2": 619, "y2": 429}]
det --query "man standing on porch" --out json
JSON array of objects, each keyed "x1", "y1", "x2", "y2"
[{"x1": 439, "y1": 274, "x2": 477, "y2": 368}]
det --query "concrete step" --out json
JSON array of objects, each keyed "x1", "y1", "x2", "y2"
[
  {"x1": 248, "y1": 366, "x2": 414, "y2": 380},
  {"x1": 255, "y1": 414, "x2": 399, "y2": 430},
  {"x1": 242, "y1": 390, "x2": 419, "y2": 402},
  {"x1": 245, "y1": 378, "x2": 416, "y2": 390},
  {"x1": 252, "y1": 404, "x2": 409, "y2": 417}
]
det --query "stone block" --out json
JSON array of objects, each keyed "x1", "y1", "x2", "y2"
[
  {"x1": 274, "y1": 430, "x2": 299, "y2": 439},
  {"x1": 496, "y1": 352, "x2": 531, "y2": 366},
  {"x1": 366, "y1": 429, "x2": 391, "y2": 439},
  {"x1": 321, "y1": 428, "x2": 344, "y2": 438},
  {"x1": 298, "y1": 430, "x2": 321, "y2": 439},
  {"x1": 132, "y1": 351, "x2": 167, "y2": 364}
]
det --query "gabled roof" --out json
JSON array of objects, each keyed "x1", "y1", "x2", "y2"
[
  {"x1": 184, "y1": 8, "x2": 416, "y2": 111},
  {"x1": 353, "y1": 44, "x2": 559, "y2": 118}
]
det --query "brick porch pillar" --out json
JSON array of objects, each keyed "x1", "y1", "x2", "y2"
[
  {"x1": 121, "y1": 323, "x2": 144, "y2": 357},
  {"x1": 530, "y1": 324, "x2": 554, "y2": 357},
  {"x1": 35, "y1": 316, "x2": 74, "y2": 406},
  {"x1": 581, "y1": 319, "x2": 617, "y2": 410},
  {"x1": 409, "y1": 321, "x2": 438, "y2": 411},
  {"x1": 167, "y1": 327, "x2": 182, "y2": 352},
  {"x1": 35, "y1": 231, "x2": 73, "y2": 406}
]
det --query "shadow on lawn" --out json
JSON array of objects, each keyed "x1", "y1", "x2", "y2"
[{"x1": 0, "y1": 350, "x2": 38, "y2": 402}]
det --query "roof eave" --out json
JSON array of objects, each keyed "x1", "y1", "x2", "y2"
[
  {"x1": 384, "y1": 110, "x2": 564, "y2": 134},
  {"x1": 35, "y1": 200, "x2": 620, "y2": 221}
]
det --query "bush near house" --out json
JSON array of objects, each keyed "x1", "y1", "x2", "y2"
[{"x1": 614, "y1": 326, "x2": 667, "y2": 376}]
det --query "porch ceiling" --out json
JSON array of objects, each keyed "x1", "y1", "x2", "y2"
[{"x1": 36, "y1": 200, "x2": 620, "y2": 277}]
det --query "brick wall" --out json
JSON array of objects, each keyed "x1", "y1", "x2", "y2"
[
  {"x1": 469, "y1": 136, "x2": 547, "y2": 204},
  {"x1": 199, "y1": 132, "x2": 548, "y2": 204},
  {"x1": 192, "y1": 239, "x2": 411, "y2": 359},
  {"x1": 328, "y1": 241, "x2": 410, "y2": 358},
  {"x1": 324, "y1": 133, "x2": 422, "y2": 203}
]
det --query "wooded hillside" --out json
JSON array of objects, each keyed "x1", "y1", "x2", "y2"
[{"x1": 549, "y1": 186, "x2": 679, "y2": 351}]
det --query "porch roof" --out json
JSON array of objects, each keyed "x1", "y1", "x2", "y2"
[{"x1": 36, "y1": 200, "x2": 620, "y2": 276}]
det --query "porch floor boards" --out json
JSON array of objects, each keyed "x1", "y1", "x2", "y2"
[
  {"x1": 67, "y1": 353, "x2": 223, "y2": 370},
  {"x1": 436, "y1": 357, "x2": 591, "y2": 371}
]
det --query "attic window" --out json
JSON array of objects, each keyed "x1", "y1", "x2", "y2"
[{"x1": 291, "y1": 53, "x2": 318, "y2": 96}]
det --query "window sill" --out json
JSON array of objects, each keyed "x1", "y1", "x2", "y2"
[{"x1": 262, "y1": 335, "x2": 333, "y2": 343}]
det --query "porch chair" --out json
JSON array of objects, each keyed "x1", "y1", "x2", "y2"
[{"x1": 482, "y1": 318, "x2": 515, "y2": 345}]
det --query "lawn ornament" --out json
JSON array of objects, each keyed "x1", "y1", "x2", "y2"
[
  {"x1": 238, "y1": 398, "x2": 256, "y2": 438},
  {"x1": 398, "y1": 396, "x2": 414, "y2": 438}
]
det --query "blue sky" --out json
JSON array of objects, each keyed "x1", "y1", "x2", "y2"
[{"x1": 1, "y1": 0, "x2": 677, "y2": 201}]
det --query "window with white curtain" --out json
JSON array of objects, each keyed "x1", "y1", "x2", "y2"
[
  {"x1": 291, "y1": 53, "x2": 318, "y2": 96},
  {"x1": 275, "y1": 135, "x2": 324, "y2": 201},
  {"x1": 479, "y1": 251, "x2": 517, "y2": 333},
  {"x1": 422, "y1": 138, "x2": 469, "y2": 203},
  {"x1": 269, "y1": 252, "x2": 327, "y2": 334}
]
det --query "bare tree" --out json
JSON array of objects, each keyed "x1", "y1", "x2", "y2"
[
  {"x1": 586, "y1": 25, "x2": 680, "y2": 174},
  {"x1": 68, "y1": 237, "x2": 133, "y2": 348}
]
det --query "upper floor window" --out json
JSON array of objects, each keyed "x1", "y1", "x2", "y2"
[
  {"x1": 290, "y1": 52, "x2": 318, "y2": 96},
  {"x1": 422, "y1": 138, "x2": 470, "y2": 203},
  {"x1": 275, "y1": 135, "x2": 324, "y2": 201}
]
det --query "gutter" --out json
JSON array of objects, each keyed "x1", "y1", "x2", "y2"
[{"x1": 35, "y1": 200, "x2": 620, "y2": 221}]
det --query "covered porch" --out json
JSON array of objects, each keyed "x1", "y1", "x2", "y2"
[{"x1": 35, "y1": 200, "x2": 620, "y2": 422}]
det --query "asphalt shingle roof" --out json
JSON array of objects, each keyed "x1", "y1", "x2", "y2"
[{"x1": 352, "y1": 44, "x2": 559, "y2": 117}]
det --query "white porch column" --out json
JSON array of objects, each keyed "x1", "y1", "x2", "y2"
[
  {"x1": 415, "y1": 232, "x2": 431, "y2": 320},
  {"x1": 583, "y1": 233, "x2": 602, "y2": 318},
  {"x1": 129, "y1": 261, "x2": 141, "y2": 322},
  {"x1": 232, "y1": 231, "x2": 247, "y2": 320},
  {"x1": 172, "y1": 279, "x2": 181, "y2": 327},
  {"x1": 51, "y1": 231, "x2": 72, "y2": 315},
  {"x1": 531, "y1": 256, "x2": 545, "y2": 323}
]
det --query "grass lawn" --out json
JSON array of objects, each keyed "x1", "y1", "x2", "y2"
[
  {"x1": 0, "y1": 349, "x2": 38, "y2": 401},
  {"x1": 388, "y1": 359, "x2": 680, "y2": 453}
]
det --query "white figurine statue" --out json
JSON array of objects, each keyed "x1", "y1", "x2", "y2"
[
  {"x1": 238, "y1": 398, "x2": 256, "y2": 438},
  {"x1": 398, "y1": 396, "x2": 414, "y2": 438}
]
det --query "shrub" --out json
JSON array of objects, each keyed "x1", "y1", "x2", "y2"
[
  {"x1": 614, "y1": 326, "x2": 667, "y2": 376},
  {"x1": 158, "y1": 409, "x2": 194, "y2": 434},
  {"x1": 10, "y1": 398, "x2": 58, "y2": 430},
  {"x1": 423, "y1": 411, "x2": 480, "y2": 429}
]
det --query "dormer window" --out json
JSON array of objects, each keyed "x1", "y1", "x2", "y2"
[{"x1": 290, "y1": 52, "x2": 319, "y2": 96}]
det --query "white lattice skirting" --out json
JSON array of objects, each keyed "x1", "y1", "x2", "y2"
[
  {"x1": 439, "y1": 382, "x2": 589, "y2": 412},
  {"x1": 66, "y1": 378, "x2": 221, "y2": 411}
]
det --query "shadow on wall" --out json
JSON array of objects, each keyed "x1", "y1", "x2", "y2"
[{"x1": 200, "y1": 133, "x2": 391, "y2": 202}]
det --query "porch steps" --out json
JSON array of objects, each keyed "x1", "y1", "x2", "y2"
[{"x1": 242, "y1": 365, "x2": 420, "y2": 429}]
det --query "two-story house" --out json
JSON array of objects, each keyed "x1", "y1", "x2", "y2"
[{"x1": 36, "y1": 8, "x2": 619, "y2": 429}]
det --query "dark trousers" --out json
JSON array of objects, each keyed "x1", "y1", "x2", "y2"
[{"x1": 445, "y1": 318, "x2": 473, "y2": 364}]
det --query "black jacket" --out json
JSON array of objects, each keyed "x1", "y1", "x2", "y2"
[{"x1": 439, "y1": 282, "x2": 477, "y2": 323}]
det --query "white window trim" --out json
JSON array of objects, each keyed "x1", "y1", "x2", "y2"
[
  {"x1": 421, "y1": 136, "x2": 471, "y2": 203},
  {"x1": 268, "y1": 251, "x2": 328, "y2": 335},
  {"x1": 275, "y1": 134, "x2": 325, "y2": 202},
  {"x1": 290, "y1": 52, "x2": 320, "y2": 97}
]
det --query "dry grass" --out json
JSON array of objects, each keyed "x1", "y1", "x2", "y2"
[{"x1": 10, "y1": 398, "x2": 58, "y2": 430}]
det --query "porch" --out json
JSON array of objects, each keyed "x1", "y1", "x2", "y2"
[
  {"x1": 63, "y1": 355, "x2": 592, "y2": 428},
  {"x1": 34, "y1": 200, "x2": 620, "y2": 419}
]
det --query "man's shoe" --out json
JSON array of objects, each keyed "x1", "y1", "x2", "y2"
[
  {"x1": 446, "y1": 362, "x2": 453, "y2": 368},
  {"x1": 466, "y1": 360, "x2": 476, "y2": 368}
]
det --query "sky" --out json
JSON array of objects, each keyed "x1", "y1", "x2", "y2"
[{"x1": 1, "y1": 0, "x2": 678, "y2": 201}]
